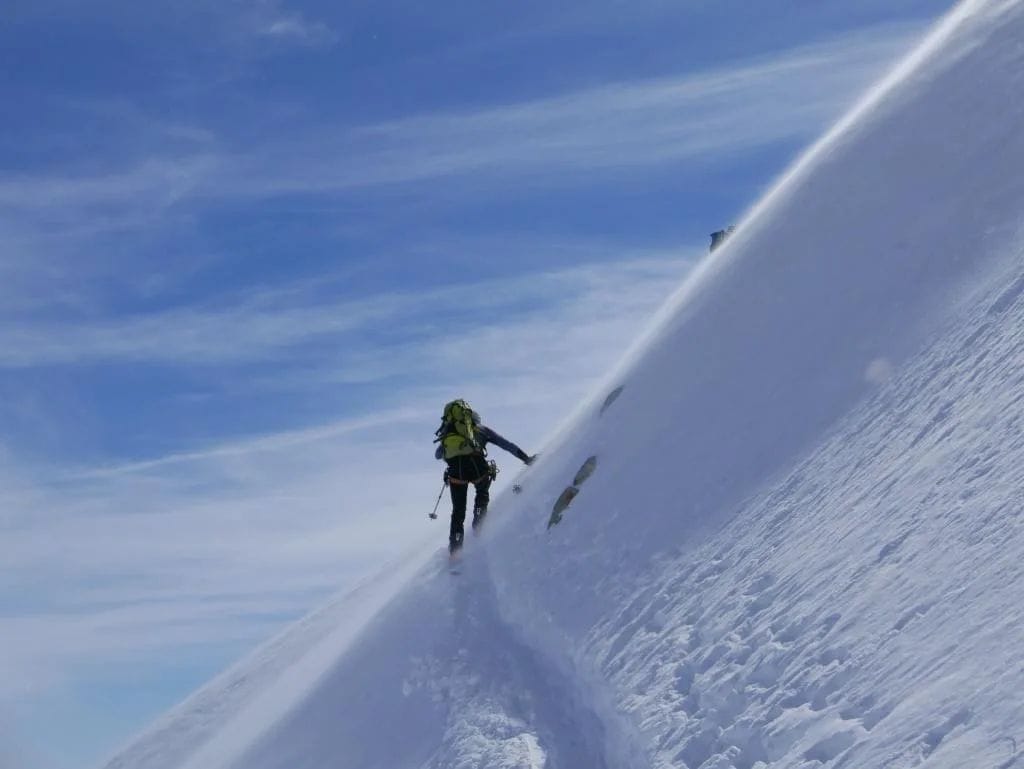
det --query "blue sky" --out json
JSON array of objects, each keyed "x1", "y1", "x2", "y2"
[{"x1": 0, "y1": 1, "x2": 955, "y2": 767}]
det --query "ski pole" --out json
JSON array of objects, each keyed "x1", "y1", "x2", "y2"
[{"x1": 428, "y1": 480, "x2": 446, "y2": 520}]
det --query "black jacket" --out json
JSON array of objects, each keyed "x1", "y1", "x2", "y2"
[{"x1": 476, "y1": 425, "x2": 531, "y2": 464}]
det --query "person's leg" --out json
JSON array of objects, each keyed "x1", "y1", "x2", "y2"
[
  {"x1": 449, "y1": 481, "x2": 468, "y2": 548},
  {"x1": 472, "y1": 477, "x2": 491, "y2": 529}
]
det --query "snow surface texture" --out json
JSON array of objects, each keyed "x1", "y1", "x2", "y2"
[{"x1": 103, "y1": 1, "x2": 1024, "y2": 768}]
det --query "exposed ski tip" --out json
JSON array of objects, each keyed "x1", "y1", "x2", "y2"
[
  {"x1": 599, "y1": 385, "x2": 625, "y2": 415},
  {"x1": 573, "y1": 455, "x2": 598, "y2": 487},
  {"x1": 548, "y1": 486, "x2": 579, "y2": 529}
]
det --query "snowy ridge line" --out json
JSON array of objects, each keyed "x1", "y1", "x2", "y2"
[
  {"x1": 175, "y1": 542, "x2": 438, "y2": 769},
  {"x1": 101, "y1": 536, "x2": 436, "y2": 769},
  {"x1": 738, "y1": 0, "x2": 987, "y2": 225},
  {"x1": 596, "y1": 0, "x2": 991, "y2": 392}
]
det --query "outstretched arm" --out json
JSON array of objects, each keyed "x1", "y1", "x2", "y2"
[{"x1": 478, "y1": 425, "x2": 533, "y2": 464}]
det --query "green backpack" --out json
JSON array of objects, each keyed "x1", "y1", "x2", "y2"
[{"x1": 435, "y1": 399, "x2": 482, "y2": 459}]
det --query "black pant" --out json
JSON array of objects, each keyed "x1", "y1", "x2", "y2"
[{"x1": 446, "y1": 454, "x2": 491, "y2": 543}]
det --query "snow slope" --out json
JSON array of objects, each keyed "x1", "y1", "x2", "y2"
[{"x1": 103, "y1": 1, "x2": 1024, "y2": 767}]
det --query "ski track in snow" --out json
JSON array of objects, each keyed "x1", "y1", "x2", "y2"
[
  {"x1": 198, "y1": 542, "x2": 638, "y2": 769},
  {"x1": 409, "y1": 551, "x2": 620, "y2": 769}
]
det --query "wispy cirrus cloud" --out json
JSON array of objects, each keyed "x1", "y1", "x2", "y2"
[
  {"x1": 0, "y1": 23, "x2": 920, "y2": 230},
  {"x1": 0, "y1": 22, "x2": 921, "y2": 336},
  {"x1": 0, "y1": 253, "x2": 687, "y2": 703},
  {"x1": 250, "y1": 24, "x2": 916, "y2": 192},
  {"x1": 6, "y1": 0, "x2": 338, "y2": 55},
  {"x1": 285, "y1": 24, "x2": 920, "y2": 188},
  {"x1": 0, "y1": 249, "x2": 682, "y2": 370}
]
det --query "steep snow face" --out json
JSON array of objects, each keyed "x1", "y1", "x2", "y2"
[
  {"x1": 492, "y1": 0, "x2": 1024, "y2": 651},
  {"x1": 103, "y1": 2, "x2": 1024, "y2": 768},
  {"x1": 100, "y1": 547, "x2": 435, "y2": 769}
]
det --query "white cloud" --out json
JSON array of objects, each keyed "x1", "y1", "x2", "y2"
[
  {"x1": 0, "y1": 252, "x2": 682, "y2": 369},
  {"x1": 259, "y1": 14, "x2": 337, "y2": 47},
  {"x1": 209, "y1": 24, "x2": 922, "y2": 199},
  {"x1": 8, "y1": 0, "x2": 339, "y2": 56},
  {"x1": 0, "y1": 23, "x2": 920, "y2": 234},
  {"x1": 0, "y1": 157, "x2": 213, "y2": 215},
  {"x1": 0, "y1": 252, "x2": 688, "y2": 701},
  {"x1": 0, "y1": 23, "x2": 920, "y2": 336}
]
